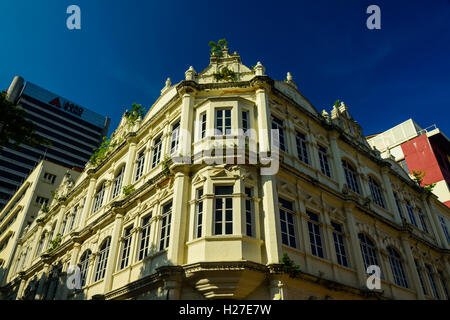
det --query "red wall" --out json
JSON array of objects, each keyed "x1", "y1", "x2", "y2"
[{"x1": 401, "y1": 135, "x2": 444, "y2": 185}]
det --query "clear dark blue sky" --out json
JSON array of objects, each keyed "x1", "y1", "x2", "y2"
[{"x1": 1, "y1": 0, "x2": 449, "y2": 137}]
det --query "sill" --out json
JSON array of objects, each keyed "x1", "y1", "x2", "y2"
[
  {"x1": 140, "y1": 248, "x2": 167, "y2": 263},
  {"x1": 186, "y1": 235, "x2": 263, "y2": 246}
]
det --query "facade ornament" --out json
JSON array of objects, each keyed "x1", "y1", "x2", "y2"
[
  {"x1": 285, "y1": 72, "x2": 298, "y2": 89},
  {"x1": 161, "y1": 77, "x2": 173, "y2": 95},
  {"x1": 253, "y1": 61, "x2": 265, "y2": 76},
  {"x1": 321, "y1": 109, "x2": 330, "y2": 122},
  {"x1": 185, "y1": 66, "x2": 197, "y2": 81}
]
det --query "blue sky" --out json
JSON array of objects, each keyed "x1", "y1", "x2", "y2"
[{"x1": 0, "y1": 0, "x2": 449, "y2": 137}]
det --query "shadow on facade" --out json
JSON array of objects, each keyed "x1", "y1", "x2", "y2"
[
  {"x1": 109, "y1": 244, "x2": 175, "y2": 300},
  {"x1": 19, "y1": 260, "x2": 87, "y2": 301}
]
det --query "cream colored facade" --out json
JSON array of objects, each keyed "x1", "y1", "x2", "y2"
[
  {"x1": 0, "y1": 160, "x2": 80, "y2": 287},
  {"x1": 1, "y1": 50, "x2": 449, "y2": 300}
]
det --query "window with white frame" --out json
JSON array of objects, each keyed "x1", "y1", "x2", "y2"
[
  {"x1": 92, "y1": 183, "x2": 106, "y2": 213},
  {"x1": 195, "y1": 189, "x2": 204, "y2": 239},
  {"x1": 438, "y1": 270, "x2": 449, "y2": 300},
  {"x1": 79, "y1": 250, "x2": 91, "y2": 287},
  {"x1": 414, "y1": 259, "x2": 428, "y2": 296},
  {"x1": 342, "y1": 160, "x2": 360, "y2": 194},
  {"x1": 307, "y1": 211, "x2": 324, "y2": 258},
  {"x1": 438, "y1": 216, "x2": 450, "y2": 244},
  {"x1": 43, "y1": 172, "x2": 57, "y2": 184},
  {"x1": 242, "y1": 110, "x2": 250, "y2": 133},
  {"x1": 200, "y1": 112, "x2": 207, "y2": 139},
  {"x1": 358, "y1": 233, "x2": 379, "y2": 272},
  {"x1": 271, "y1": 116, "x2": 286, "y2": 152},
  {"x1": 68, "y1": 205, "x2": 78, "y2": 232},
  {"x1": 417, "y1": 208, "x2": 429, "y2": 233},
  {"x1": 387, "y1": 246, "x2": 408, "y2": 288},
  {"x1": 425, "y1": 264, "x2": 440, "y2": 299},
  {"x1": 393, "y1": 192, "x2": 405, "y2": 220},
  {"x1": 296, "y1": 131, "x2": 309, "y2": 164},
  {"x1": 369, "y1": 176, "x2": 385, "y2": 208},
  {"x1": 215, "y1": 109, "x2": 232, "y2": 135},
  {"x1": 244, "y1": 187, "x2": 254, "y2": 237},
  {"x1": 35, "y1": 234, "x2": 45, "y2": 257},
  {"x1": 159, "y1": 202, "x2": 172, "y2": 251},
  {"x1": 60, "y1": 212, "x2": 69, "y2": 235},
  {"x1": 119, "y1": 225, "x2": 133, "y2": 270},
  {"x1": 318, "y1": 145, "x2": 331, "y2": 177},
  {"x1": 94, "y1": 237, "x2": 111, "y2": 282},
  {"x1": 278, "y1": 198, "x2": 297, "y2": 248},
  {"x1": 135, "y1": 150, "x2": 146, "y2": 180},
  {"x1": 213, "y1": 186, "x2": 233, "y2": 235},
  {"x1": 331, "y1": 222, "x2": 349, "y2": 267},
  {"x1": 112, "y1": 166, "x2": 125, "y2": 199},
  {"x1": 170, "y1": 121, "x2": 180, "y2": 154},
  {"x1": 405, "y1": 201, "x2": 418, "y2": 228},
  {"x1": 138, "y1": 214, "x2": 152, "y2": 261},
  {"x1": 36, "y1": 196, "x2": 49, "y2": 207},
  {"x1": 151, "y1": 135, "x2": 162, "y2": 168}
]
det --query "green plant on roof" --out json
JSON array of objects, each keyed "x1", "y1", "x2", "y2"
[
  {"x1": 124, "y1": 103, "x2": 146, "y2": 127},
  {"x1": 281, "y1": 253, "x2": 301, "y2": 277},
  {"x1": 213, "y1": 66, "x2": 237, "y2": 82},
  {"x1": 208, "y1": 38, "x2": 228, "y2": 57},
  {"x1": 47, "y1": 233, "x2": 62, "y2": 253},
  {"x1": 412, "y1": 170, "x2": 436, "y2": 193},
  {"x1": 89, "y1": 136, "x2": 117, "y2": 166},
  {"x1": 122, "y1": 184, "x2": 135, "y2": 197}
]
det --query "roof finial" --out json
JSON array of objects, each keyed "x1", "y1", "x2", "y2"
[
  {"x1": 161, "y1": 77, "x2": 172, "y2": 94},
  {"x1": 254, "y1": 61, "x2": 265, "y2": 76},
  {"x1": 185, "y1": 66, "x2": 196, "y2": 81},
  {"x1": 287, "y1": 72, "x2": 293, "y2": 81}
]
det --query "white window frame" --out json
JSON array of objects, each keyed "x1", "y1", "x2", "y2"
[{"x1": 151, "y1": 136, "x2": 162, "y2": 169}]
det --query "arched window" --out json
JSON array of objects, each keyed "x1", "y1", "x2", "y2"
[
  {"x1": 342, "y1": 160, "x2": 360, "y2": 194},
  {"x1": 60, "y1": 213, "x2": 69, "y2": 236},
  {"x1": 47, "y1": 223, "x2": 56, "y2": 249},
  {"x1": 387, "y1": 246, "x2": 408, "y2": 288},
  {"x1": 92, "y1": 182, "x2": 106, "y2": 213},
  {"x1": 35, "y1": 233, "x2": 46, "y2": 257},
  {"x1": 68, "y1": 204, "x2": 79, "y2": 232},
  {"x1": 405, "y1": 201, "x2": 418, "y2": 228},
  {"x1": 79, "y1": 250, "x2": 91, "y2": 287},
  {"x1": 358, "y1": 233, "x2": 379, "y2": 271},
  {"x1": 369, "y1": 176, "x2": 385, "y2": 208},
  {"x1": 94, "y1": 237, "x2": 111, "y2": 282},
  {"x1": 111, "y1": 166, "x2": 125, "y2": 199}
]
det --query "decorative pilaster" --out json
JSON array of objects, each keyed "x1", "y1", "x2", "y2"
[
  {"x1": 254, "y1": 81, "x2": 271, "y2": 154},
  {"x1": 261, "y1": 174, "x2": 282, "y2": 264},
  {"x1": 424, "y1": 199, "x2": 447, "y2": 249},
  {"x1": 103, "y1": 211, "x2": 124, "y2": 293},
  {"x1": 343, "y1": 205, "x2": 367, "y2": 288},
  {"x1": 400, "y1": 235, "x2": 425, "y2": 299},
  {"x1": 167, "y1": 170, "x2": 190, "y2": 264},
  {"x1": 123, "y1": 141, "x2": 137, "y2": 186},
  {"x1": 329, "y1": 132, "x2": 345, "y2": 191},
  {"x1": 380, "y1": 167, "x2": 402, "y2": 224},
  {"x1": 54, "y1": 205, "x2": 67, "y2": 237},
  {"x1": 79, "y1": 177, "x2": 97, "y2": 227},
  {"x1": 178, "y1": 82, "x2": 196, "y2": 162}
]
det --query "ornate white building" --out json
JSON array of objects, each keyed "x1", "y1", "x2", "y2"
[{"x1": 1, "y1": 48, "x2": 449, "y2": 300}]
